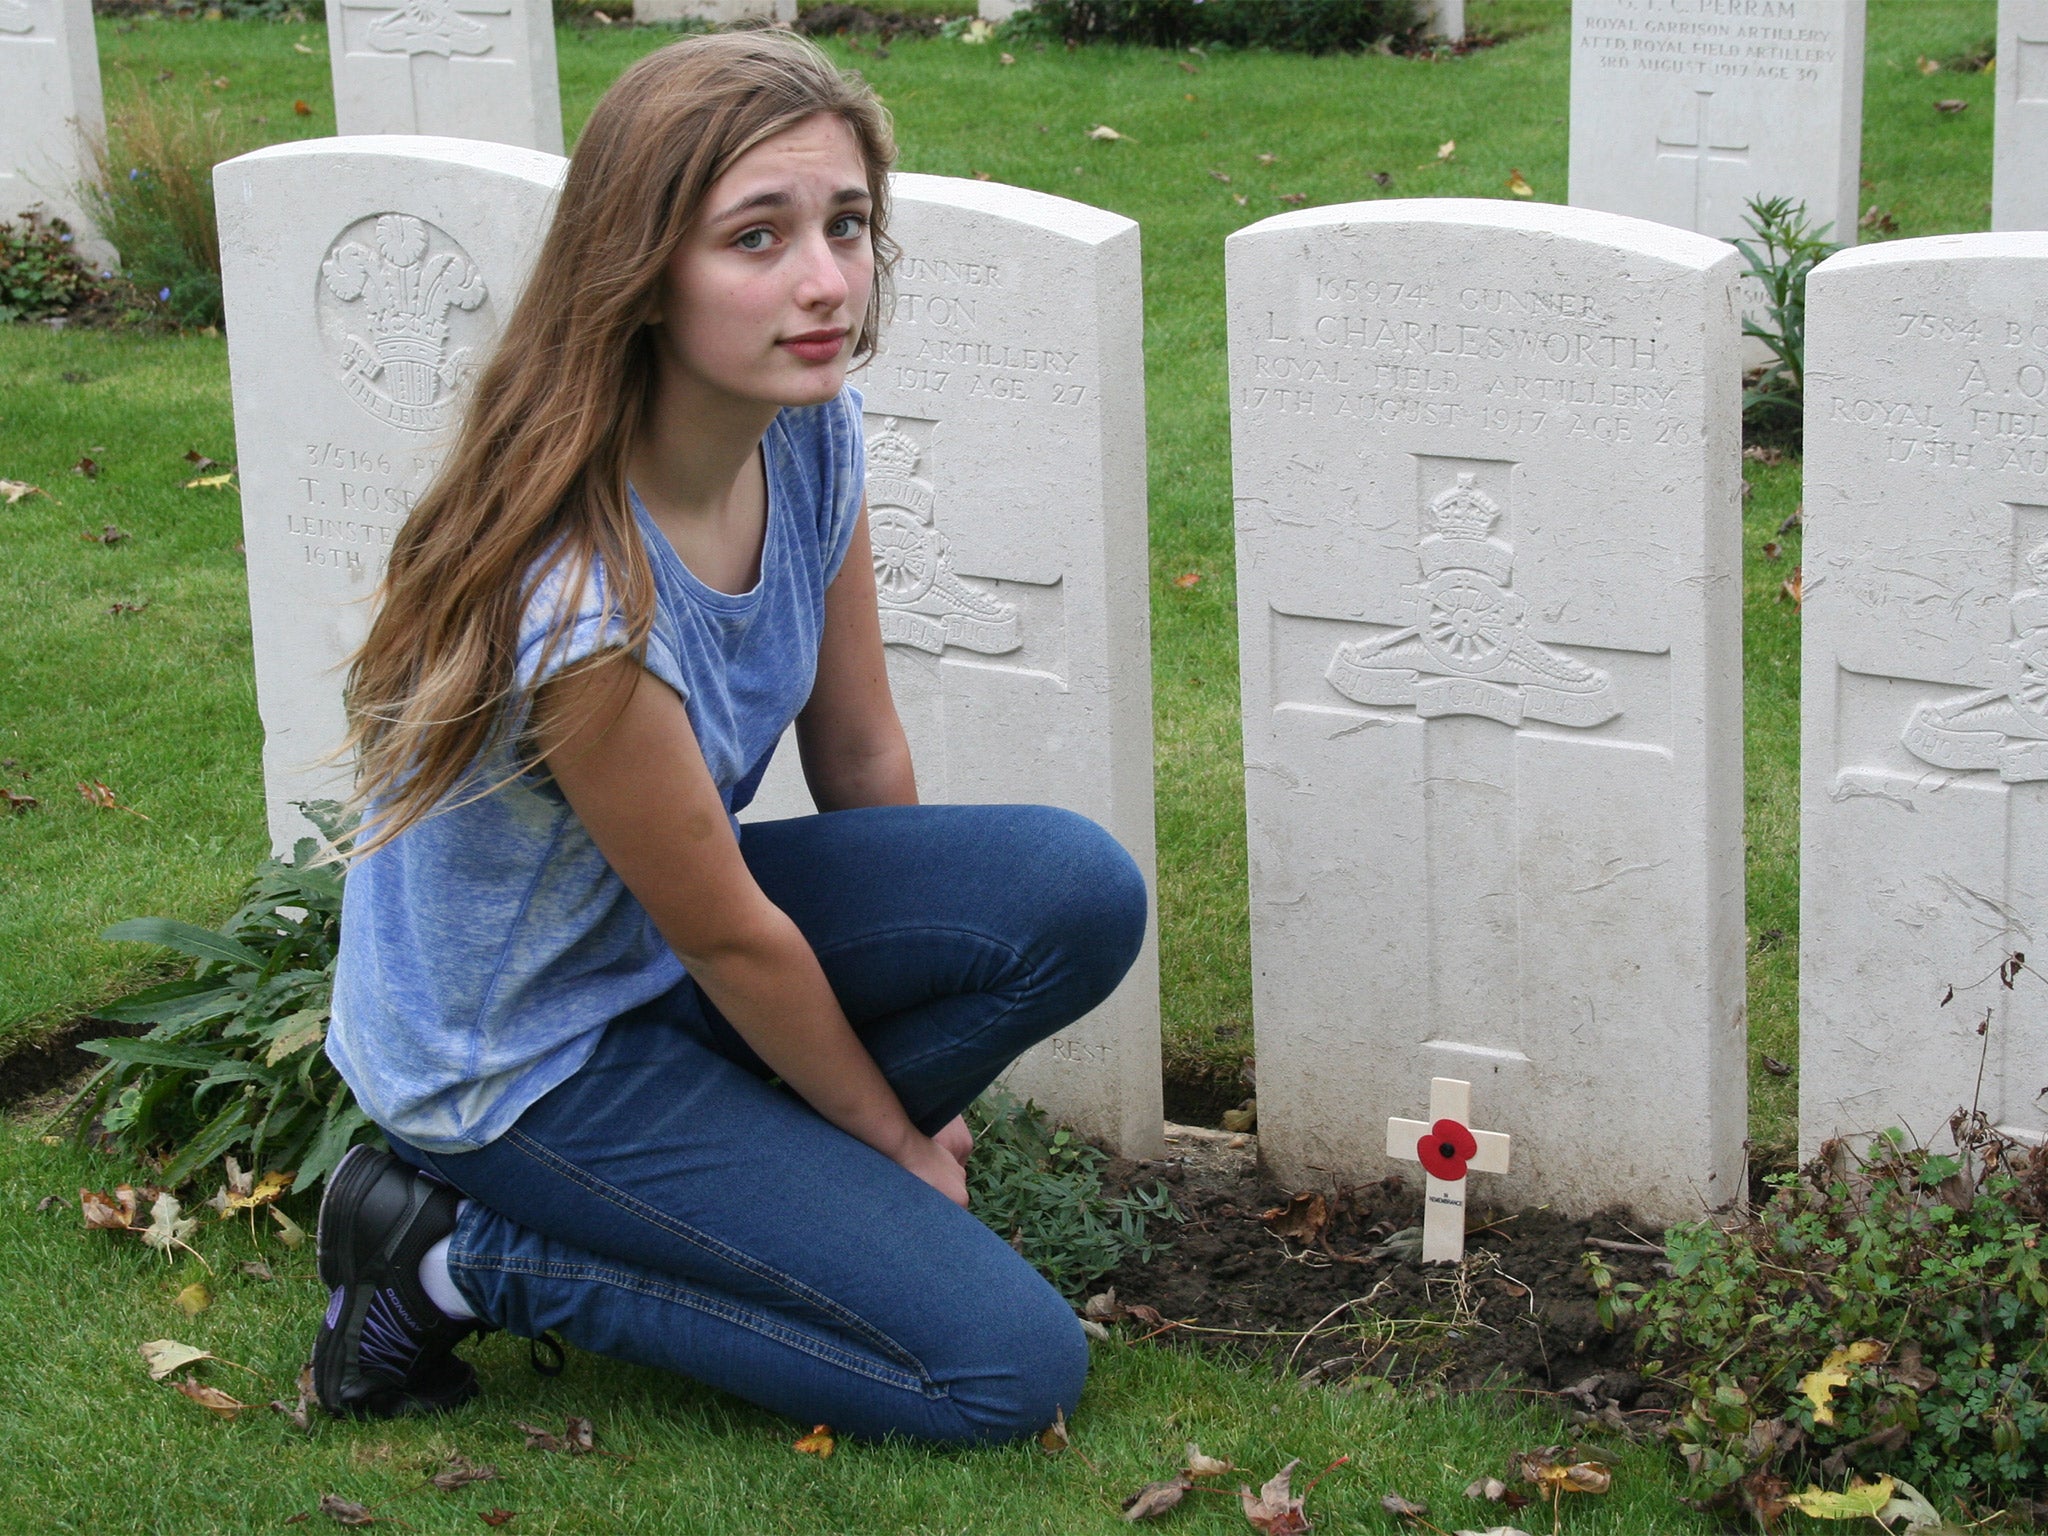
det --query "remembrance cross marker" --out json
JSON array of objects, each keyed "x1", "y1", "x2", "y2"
[{"x1": 1387, "y1": 1077, "x2": 1510, "y2": 1264}]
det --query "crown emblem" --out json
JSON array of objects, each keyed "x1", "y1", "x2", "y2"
[
  {"x1": 866, "y1": 417, "x2": 921, "y2": 480},
  {"x1": 1430, "y1": 473, "x2": 1501, "y2": 539}
]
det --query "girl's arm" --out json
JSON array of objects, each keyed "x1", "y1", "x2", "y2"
[
  {"x1": 793, "y1": 503, "x2": 918, "y2": 811},
  {"x1": 533, "y1": 658, "x2": 965, "y2": 1206}
]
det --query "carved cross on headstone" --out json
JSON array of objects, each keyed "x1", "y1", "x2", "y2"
[
  {"x1": 1655, "y1": 89, "x2": 1751, "y2": 232},
  {"x1": 1386, "y1": 1077, "x2": 1510, "y2": 1264}
]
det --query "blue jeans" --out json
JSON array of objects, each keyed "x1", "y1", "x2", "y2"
[{"x1": 386, "y1": 803, "x2": 1147, "y2": 1445}]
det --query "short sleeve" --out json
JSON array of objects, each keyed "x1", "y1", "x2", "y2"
[
  {"x1": 819, "y1": 384, "x2": 867, "y2": 587},
  {"x1": 510, "y1": 546, "x2": 635, "y2": 702}
]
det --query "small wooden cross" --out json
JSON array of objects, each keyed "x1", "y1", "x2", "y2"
[{"x1": 1386, "y1": 1077, "x2": 1511, "y2": 1264}]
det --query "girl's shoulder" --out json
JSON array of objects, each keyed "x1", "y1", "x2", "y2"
[{"x1": 770, "y1": 384, "x2": 865, "y2": 576}]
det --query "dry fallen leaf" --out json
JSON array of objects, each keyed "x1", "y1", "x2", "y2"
[
  {"x1": 314, "y1": 1494, "x2": 382, "y2": 1526},
  {"x1": 1383, "y1": 1492, "x2": 1430, "y2": 1519},
  {"x1": 1801, "y1": 1339, "x2": 1886, "y2": 1425},
  {"x1": 1123, "y1": 1475, "x2": 1192, "y2": 1521},
  {"x1": 141, "y1": 1338, "x2": 214, "y2": 1380},
  {"x1": 478, "y1": 1514, "x2": 517, "y2": 1529},
  {"x1": 0, "y1": 478, "x2": 44, "y2": 504},
  {"x1": 141, "y1": 1191, "x2": 202, "y2": 1259},
  {"x1": 1186, "y1": 1443, "x2": 1235, "y2": 1477},
  {"x1": 1934, "y1": 98, "x2": 1968, "y2": 113},
  {"x1": 1506, "y1": 168, "x2": 1533, "y2": 197},
  {"x1": 1464, "y1": 1477, "x2": 1510, "y2": 1502},
  {"x1": 972, "y1": 170, "x2": 993, "y2": 181},
  {"x1": 427, "y1": 1454, "x2": 499, "y2": 1491},
  {"x1": 1087, "y1": 124, "x2": 1125, "y2": 141},
  {"x1": 793, "y1": 1423, "x2": 836, "y2": 1458},
  {"x1": 1917, "y1": 54, "x2": 1940, "y2": 74},
  {"x1": 80, "y1": 524, "x2": 128, "y2": 544},
  {"x1": 1260, "y1": 1190, "x2": 1330, "y2": 1244},
  {"x1": 1781, "y1": 566, "x2": 1804, "y2": 607},
  {"x1": 271, "y1": 1363, "x2": 316, "y2": 1433},
  {"x1": 999, "y1": 51, "x2": 1014, "y2": 64},
  {"x1": 175, "y1": 1282, "x2": 211, "y2": 1317},
  {"x1": 1173, "y1": 571, "x2": 1201, "y2": 588},
  {"x1": 1761, "y1": 540, "x2": 1782, "y2": 560},
  {"x1": 72, "y1": 456, "x2": 100, "y2": 479},
  {"x1": 294, "y1": 98, "x2": 312, "y2": 114},
  {"x1": 81, "y1": 1184, "x2": 140, "y2": 1229},
  {"x1": 174, "y1": 1374, "x2": 248, "y2": 1419},
  {"x1": 1209, "y1": 169, "x2": 1232, "y2": 184},
  {"x1": 3, "y1": 787, "x2": 37, "y2": 814},
  {"x1": 1240, "y1": 1461, "x2": 1311, "y2": 1536},
  {"x1": 185, "y1": 471, "x2": 237, "y2": 490},
  {"x1": 272, "y1": 1205, "x2": 308, "y2": 1248},
  {"x1": 515, "y1": 1416, "x2": 597, "y2": 1454},
  {"x1": 1178, "y1": 58, "x2": 1198, "y2": 73},
  {"x1": 1784, "y1": 1477, "x2": 1896, "y2": 1520},
  {"x1": 1257, "y1": 152, "x2": 1276, "y2": 166},
  {"x1": 294, "y1": 39, "x2": 315, "y2": 51},
  {"x1": 1278, "y1": 192, "x2": 1308, "y2": 206},
  {"x1": 1232, "y1": 194, "x2": 1248, "y2": 207},
  {"x1": 1437, "y1": 138, "x2": 1456, "y2": 160}
]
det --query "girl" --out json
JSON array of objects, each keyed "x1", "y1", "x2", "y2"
[{"x1": 312, "y1": 30, "x2": 1148, "y2": 1445}]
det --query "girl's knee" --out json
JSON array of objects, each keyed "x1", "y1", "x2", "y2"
[
  {"x1": 1014, "y1": 806, "x2": 1148, "y2": 977},
  {"x1": 944, "y1": 1295, "x2": 1089, "y2": 1444}
]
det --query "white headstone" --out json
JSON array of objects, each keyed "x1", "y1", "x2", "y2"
[
  {"x1": 1800, "y1": 233, "x2": 2048, "y2": 1154},
  {"x1": 0, "y1": 0, "x2": 111, "y2": 266},
  {"x1": 215, "y1": 137, "x2": 564, "y2": 852},
  {"x1": 743, "y1": 173, "x2": 1163, "y2": 1158},
  {"x1": 1226, "y1": 198, "x2": 1747, "y2": 1222},
  {"x1": 1568, "y1": 0, "x2": 1865, "y2": 244},
  {"x1": 631, "y1": 0, "x2": 793, "y2": 23},
  {"x1": 1995, "y1": 0, "x2": 2048, "y2": 232},
  {"x1": 1419, "y1": 0, "x2": 1464, "y2": 42},
  {"x1": 325, "y1": 0, "x2": 564, "y2": 155}
]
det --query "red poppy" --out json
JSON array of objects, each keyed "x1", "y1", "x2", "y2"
[{"x1": 1416, "y1": 1118, "x2": 1478, "y2": 1181}]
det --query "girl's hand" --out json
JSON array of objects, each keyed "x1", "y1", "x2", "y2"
[
  {"x1": 934, "y1": 1114, "x2": 974, "y2": 1169},
  {"x1": 896, "y1": 1130, "x2": 969, "y2": 1208}
]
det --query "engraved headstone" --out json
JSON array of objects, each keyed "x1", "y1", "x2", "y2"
[
  {"x1": 0, "y1": 0, "x2": 111, "y2": 265},
  {"x1": 631, "y1": 0, "x2": 792, "y2": 23},
  {"x1": 1995, "y1": 0, "x2": 2048, "y2": 231},
  {"x1": 325, "y1": 0, "x2": 563, "y2": 155},
  {"x1": 743, "y1": 173, "x2": 1163, "y2": 1157},
  {"x1": 1568, "y1": 0, "x2": 1865, "y2": 244},
  {"x1": 214, "y1": 136, "x2": 565, "y2": 851},
  {"x1": 1800, "y1": 233, "x2": 2048, "y2": 1153},
  {"x1": 1419, "y1": 0, "x2": 1464, "y2": 42},
  {"x1": 1226, "y1": 198, "x2": 1746, "y2": 1221}
]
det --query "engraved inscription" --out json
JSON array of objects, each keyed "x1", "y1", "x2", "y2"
[
  {"x1": 865, "y1": 416, "x2": 1021, "y2": 656},
  {"x1": 1576, "y1": 0, "x2": 1840, "y2": 84},
  {"x1": 318, "y1": 214, "x2": 491, "y2": 434},
  {"x1": 1903, "y1": 512, "x2": 2048, "y2": 782},
  {"x1": 1047, "y1": 1036, "x2": 1111, "y2": 1066},
  {"x1": 1325, "y1": 471, "x2": 1620, "y2": 729}
]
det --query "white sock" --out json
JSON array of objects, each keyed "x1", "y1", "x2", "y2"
[{"x1": 418, "y1": 1218, "x2": 478, "y2": 1321}]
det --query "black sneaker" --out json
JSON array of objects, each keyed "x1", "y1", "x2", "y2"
[{"x1": 313, "y1": 1144, "x2": 486, "y2": 1419}]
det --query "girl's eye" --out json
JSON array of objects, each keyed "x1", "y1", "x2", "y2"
[
  {"x1": 735, "y1": 227, "x2": 774, "y2": 252},
  {"x1": 828, "y1": 213, "x2": 868, "y2": 240}
]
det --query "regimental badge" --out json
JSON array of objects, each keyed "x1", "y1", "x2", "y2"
[
  {"x1": 1902, "y1": 538, "x2": 2048, "y2": 783},
  {"x1": 865, "y1": 417, "x2": 1021, "y2": 657},
  {"x1": 318, "y1": 214, "x2": 489, "y2": 434}
]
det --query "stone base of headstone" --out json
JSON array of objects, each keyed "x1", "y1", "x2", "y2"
[
  {"x1": 632, "y1": 0, "x2": 794, "y2": 22},
  {"x1": 1418, "y1": 0, "x2": 1463, "y2": 41},
  {"x1": 978, "y1": 0, "x2": 1026, "y2": 19}
]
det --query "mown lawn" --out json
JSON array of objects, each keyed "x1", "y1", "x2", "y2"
[{"x1": 0, "y1": 0, "x2": 2003, "y2": 1131}]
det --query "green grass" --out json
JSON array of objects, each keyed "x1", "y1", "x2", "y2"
[
  {"x1": 1, "y1": 0, "x2": 2009, "y2": 1124},
  {"x1": 0, "y1": 1112, "x2": 1724, "y2": 1535}
]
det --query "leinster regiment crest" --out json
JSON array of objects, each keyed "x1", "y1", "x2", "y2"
[
  {"x1": 1325, "y1": 473, "x2": 1618, "y2": 729},
  {"x1": 1901, "y1": 540, "x2": 2048, "y2": 783},
  {"x1": 319, "y1": 214, "x2": 488, "y2": 433},
  {"x1": 865, "y1": 417, "x2": 1021, "y2": 656}
]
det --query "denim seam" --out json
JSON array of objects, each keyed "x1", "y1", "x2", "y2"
[
  {"x1": 497, "y1": 1129, "x2": 939, "y2": 1384},
  {"x1": 808, "y1": 921, "x2": 1049, "y2": 1079},
  {"x1": 453, "y1": 1246, "x2": 942, "y2": 1396}
]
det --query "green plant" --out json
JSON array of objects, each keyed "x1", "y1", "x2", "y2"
[
  {"x1": 1593, "y1": 1108, "x2": 2048, "y2": 1515},
  {"x1": 964, "y1": 1089, "x2": 1179, "y2": 1299},
  {"x1": 79, "y1": 85, "x2": 253, "y2": 329},
  {"x1": 1007, "y1": 0, "x2": 1426, "y2": 55},
  {"x1": 65, "y1": 802, "x2": 373, "y2": 1192},
  {"x1": 1732, "y1": 194, "x2": 1839, "y2": 441},
  {"x1": 0, "y1": 210, "x2": 99, "y2": 322}
]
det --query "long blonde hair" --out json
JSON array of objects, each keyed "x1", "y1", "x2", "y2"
[{"x1": 339, "y1": 30, "x2": 897, "y2": 857}]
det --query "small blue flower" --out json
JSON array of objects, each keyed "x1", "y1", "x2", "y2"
[
  {"x1": 60, "y1": 233, "x2": 72, "y2": 243},
  {"x1": 158, "y1": 286, "x2": 171, "y2": 301},
  {"x1": 128, "y1": 167, "x2": 141, "y2": 181},
  {"x1": 99, "y1": 269, "x2": 112, "y2": 279}
]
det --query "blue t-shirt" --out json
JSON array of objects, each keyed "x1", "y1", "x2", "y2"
[{"x1": 328, "y1": 387, "x2": 866, "y2": 1152}]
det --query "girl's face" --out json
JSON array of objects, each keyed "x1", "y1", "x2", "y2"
[{"x1": 650, "y1": 112, "x2": 876, "y2": 412}]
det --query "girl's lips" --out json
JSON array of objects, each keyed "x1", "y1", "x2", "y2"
[{"x1": 780, "y1": 330, "x2": 846, "y2": 363}]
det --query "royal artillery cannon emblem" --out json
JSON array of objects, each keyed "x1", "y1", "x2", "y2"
[
  {"x1": 1901, "y1": 539, "x2": 2048, "y2": 783},
  {"x1": 865, "y1": 417, "x2": 1021, "y2": 657},
  {"x1": 1325, "y1": 473, "x2": 1618, "y2": 729}
]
